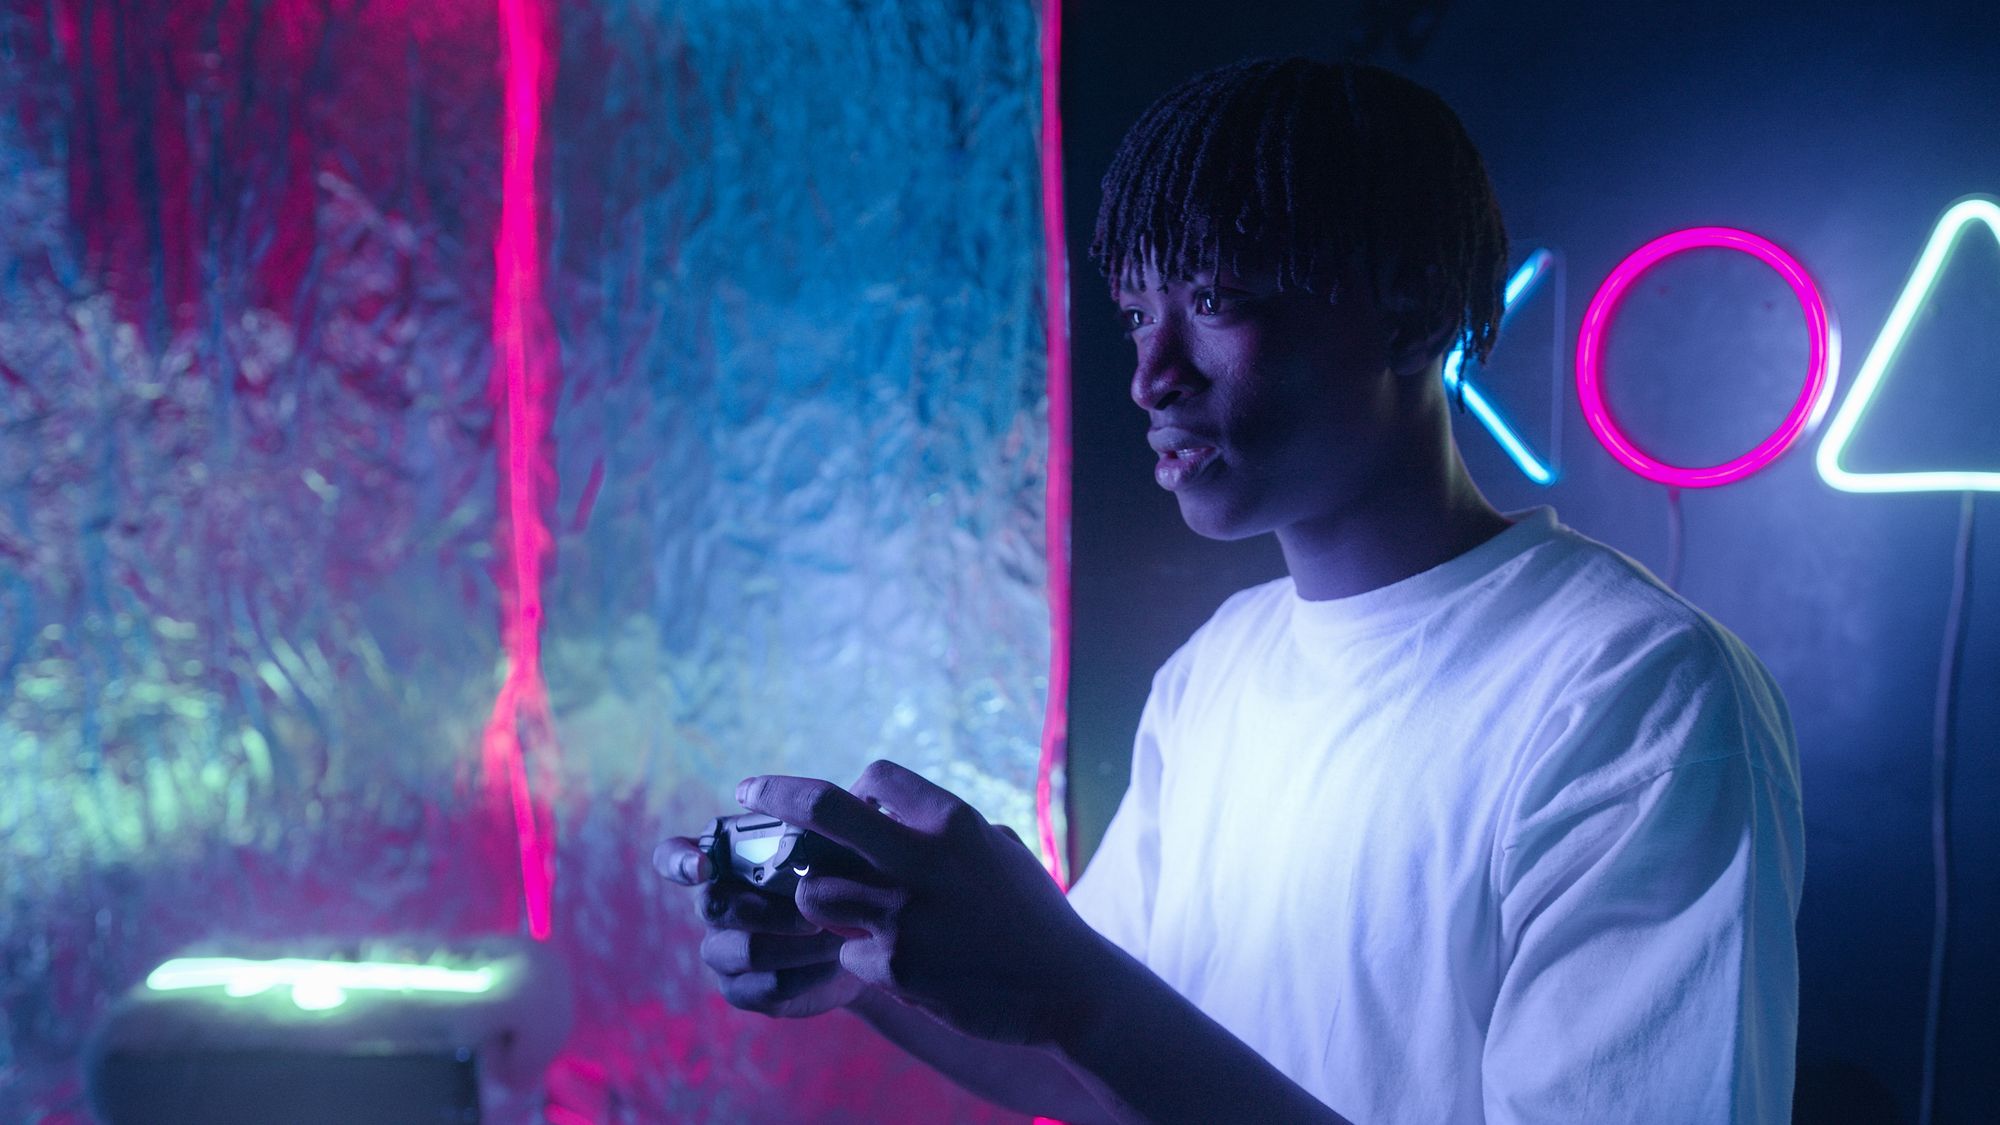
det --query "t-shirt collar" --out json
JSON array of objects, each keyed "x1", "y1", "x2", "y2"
[{"x1": 1286, "y1": 506, "x2": 1561, "y2": 646}]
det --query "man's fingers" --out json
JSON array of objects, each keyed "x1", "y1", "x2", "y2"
[
  {"x1": 736, "y1": 774, "x2": 915, "y2": 875},
  {"x1": 848, "y1": 759, "x2": 970, "y2": 836},
  {"x1": 653, "y1": 836, "x2": 713, "y2": 885},
  {"x1": 718, "y1": 961, "x2": 844, "y2": 1014},
  {"x1": 700, "y1": 928, "x2": 844, "y2": 975},
  {"x1": 795, "y1": 874, "x2": 902, "y2": 939},
  {"x1": 699, "y1": 883, "x2": 820, "y2": 935}
]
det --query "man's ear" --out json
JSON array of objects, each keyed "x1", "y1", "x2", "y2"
[{"x1": 1387, "y1": 319, "x2": 1458, "y2": 378}]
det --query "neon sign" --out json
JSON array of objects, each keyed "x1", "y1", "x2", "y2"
[
  {"x1": 146, "y1": 957, "x2": 498, "y2": 1012},
  {"x1": 1816, "y1": 195, "x2": 2000, "y2": 493},
  {"x1": 1443, "y1": 249, "x2": 1561, "y2": 485},
  {"x1": 1575, "y1": 227, "x2": 1839, "y2": 489}
]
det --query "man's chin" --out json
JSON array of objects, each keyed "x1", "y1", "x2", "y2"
[{"x1": 1175, "y1": 494, "x2": 1268, "y2": 542}]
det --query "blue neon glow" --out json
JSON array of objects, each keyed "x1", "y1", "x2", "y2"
[{"x1": 1443, "y1": 249, "x2": 1559, "y2": 485}]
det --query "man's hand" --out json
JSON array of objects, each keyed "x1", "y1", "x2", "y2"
[
  {"x1": 738, "y1": 759, "x2": 1116, "y2": 1049},
  {"x1": 654, "y1": 833, "x2": 867, "y2": 1019}
]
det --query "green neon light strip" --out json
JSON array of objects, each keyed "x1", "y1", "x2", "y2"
[
  {"x1": 1817, "y1": 195, "x2": 2000, "y2": 493},
  {"x1": 147, "y1": 957, "x2": 497, "y2": 1011}
]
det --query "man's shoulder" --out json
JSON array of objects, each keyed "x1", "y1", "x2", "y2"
[
  {"x1": 1212, "y1": 574, "x2": 1295, "y2": 624},
  {"x1": 1502, "y1": 526, "x2": 1800, "y2": 800},
  {"x1": 1518, "y1": 525, "x2": 1765, "y2": 687}
]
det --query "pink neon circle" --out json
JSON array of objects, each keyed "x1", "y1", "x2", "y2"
[{"x1": 1576, "y1": 227, "x2": 1833, "y2": 488}]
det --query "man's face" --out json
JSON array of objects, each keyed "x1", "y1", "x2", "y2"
[{"x1": 1115, "y1": 246, "x2": 1408, "y2": 541}]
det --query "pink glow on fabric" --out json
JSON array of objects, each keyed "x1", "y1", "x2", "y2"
[
  {"x1": 1036, "y1": 0, "x2": 1073, "y2": 893},
  {"x1": 484, "y1": 0, "x2": 558, "y2": 940},
  {"x1": 1576, "y1": 226, "x2": 1835, "y2": 488}
]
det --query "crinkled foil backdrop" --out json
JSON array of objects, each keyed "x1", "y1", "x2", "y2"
[{"x1": 0, "y1": 1, "x2": 1052, "y2": 1120}]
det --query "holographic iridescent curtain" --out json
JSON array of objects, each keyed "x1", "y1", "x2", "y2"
[{"x1": 0, "y1": 0, "x2": 1052, "y2": 1119}]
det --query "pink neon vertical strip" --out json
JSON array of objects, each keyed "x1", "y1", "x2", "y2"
[
  {"x1": 484, "y1": 0, "x2": 556, "y2": 940},
  {"x1": 1035, "y1": 0, "x2": 1073, "y2": 892},
  {"x1": 1031, "y1": 1, "x2": 1071, "y2": 1116}
]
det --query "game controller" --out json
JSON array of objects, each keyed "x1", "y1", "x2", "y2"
[{"x1": 696, "y1": 813, "x2": 868, "y2": 898}]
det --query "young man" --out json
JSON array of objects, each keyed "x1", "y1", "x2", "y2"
[{"x1": 658, "y1": 57, "x2": 1802, "y2": 1124}]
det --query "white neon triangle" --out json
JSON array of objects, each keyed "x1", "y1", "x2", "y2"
[{"x1": 1817, "y1": 195, "x2": 2000, "y2": 493}]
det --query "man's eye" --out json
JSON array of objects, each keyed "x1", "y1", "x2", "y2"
[
  {"x1": 1118, "y1": 308, "x2": 1146, "y2": 335},
  {"x1": 1195, "y1": 288, "x2": 1259, "y2": 317}
]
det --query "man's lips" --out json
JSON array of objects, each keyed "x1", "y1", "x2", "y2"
[
  {"x1": 1147, "y1": 426, "x2": 1219, "y2": 457},
  {"x1": 1149, "y1": 427, "x2": 1220, "y2": 491}
]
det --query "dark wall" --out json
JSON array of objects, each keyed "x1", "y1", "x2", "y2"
[{"x1": 1061, "y1": 2, "x2": 2000, "y2": 1121}]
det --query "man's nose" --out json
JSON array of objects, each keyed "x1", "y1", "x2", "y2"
[{"x1": 1130, "y1": 323, "x2": 1205, "y2": 412}]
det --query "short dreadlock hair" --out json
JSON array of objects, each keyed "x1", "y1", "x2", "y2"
[{"x1": 1091, "y1": 57, "x2": 1509, "y2": 367}]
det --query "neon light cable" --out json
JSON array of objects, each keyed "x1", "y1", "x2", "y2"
[
  {"x1": 1920, "y1": 493, "x2": 1978, "y2": 1125},
  {"x1": 1664, "y1": 484, "x2": 1685, "y2": 590}
]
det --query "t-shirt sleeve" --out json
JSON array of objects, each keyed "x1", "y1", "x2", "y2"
[
  {"x1": 1483, "y1": 627, "x2": 1805, "y2": 1124},
  {"x1": 1064, "y1": 657, "x2": 1177, "y2": 964}
]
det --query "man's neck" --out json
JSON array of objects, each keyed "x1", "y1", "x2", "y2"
[{"x1": 1276, "y1": 444, "x2": 1511, "y2": 602}]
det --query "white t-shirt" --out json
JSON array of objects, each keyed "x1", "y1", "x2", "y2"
[{"x1": 1066, "y1": 507, "x2": 1803, "y2": 1124}]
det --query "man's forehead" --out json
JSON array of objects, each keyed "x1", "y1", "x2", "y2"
[
  {"x1": 1113, "y1": 269, "x2": 1199, "y2": 296},
  {"x1": 1112, "y1": 250, "x2": 1277, "y2": 296}
]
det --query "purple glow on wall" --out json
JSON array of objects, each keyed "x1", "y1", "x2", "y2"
[{"x1": 1576, "y1": 226, "x2": 1838, "y2": 488}]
